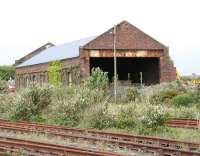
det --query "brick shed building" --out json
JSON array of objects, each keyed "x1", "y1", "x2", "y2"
[{"x1": 15, "y1": 21, "x2": 176, "y2": 88}]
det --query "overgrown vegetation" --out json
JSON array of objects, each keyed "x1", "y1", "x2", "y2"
[
  {"x1": 11, "y1": 84, "x2": 52, "y2": 121},
  {"x1": 48, "y1": 60, "x2": 62, "y2": 86},
  {"x1": 138, "y1": 106, "x2": 170, "y2": 134},
  {"x1": 0, "y1": 68, "x2": 200, "y2": 141},
  {"x1": 0, "y1": 65, "x2": 15, "y2": 81},
  {"x1": 85, "y1": 67, "x2": 109, "y2": 90},
  {"x1": 0, "y1": 80, "x2": 8, "y2": 94}
]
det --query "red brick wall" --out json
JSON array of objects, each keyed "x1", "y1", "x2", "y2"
[
  {"x1": 16, "y1": 48, "x2": 176, "y2": 88},
  {"x1": 16, "y1": 57, "x2": 80, "y2": 88},
  {"x1": 159, "y1": 48, "x2": 176, "y2": 82},
  {"x1": 16, "y1": 57, "x2": 80, "y2": 75},
  {"x1": 16, "y1": 21, "x2": 176, "y2": 87},
  {"x1": 80, "y1": 49, "x2": 176, "y2": 83}
]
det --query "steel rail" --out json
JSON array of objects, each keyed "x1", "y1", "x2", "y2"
[
  {"x1": 0, "y1": 119, "x2": 199, "y2": 155},
  {"x1": 166, "y1": 118, "x2": 200, "y2": 129},
  {"x1": 0, "y1": 119, "x2": 199, "y2": 149},
  {"x1": 0, "y1": 136, "x2": 126, "y2": 156}
]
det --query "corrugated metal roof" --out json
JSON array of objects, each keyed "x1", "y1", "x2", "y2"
[{"x1": 17, "y1": 37, "x2": 96, "y2": 67}]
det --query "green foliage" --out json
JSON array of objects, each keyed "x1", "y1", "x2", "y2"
[
  {"x1": 125, "y1": 87, "x2": 139, "y2": 102},
  {"x1": 114, "y1": 107, "x2": 136, "y2": 129},
  {"x1": 4, "y1": 149, "x2": 29, "y2": 156},
  {"x1": 170, "y1": 106, "x2": 199, "y2": 119},
  {"x1": 85, "y1": 67, "x2": 108, "y2": 90},
  {"x1": 30, "y1": 114, "x2": 47, "y2": 123},
  {"x1": 48, "y1": 60, "x2": 62, "y2": 86},
  {"x1": 139, "y1": 106, "x2": 169, "y2": 131},
  {"x1": 150, "y1": 89, "x2": 181, "y2": 104},
  {"x1": 0, "y1": 65, "x2": 15, "y2": 81},
  {"x1": 172, "y1": 93, "x2": 197, "y2": 107},
  {"x1": 84, "y1": 104, "x2": 114, "y2": 130},
  {"x1": 52, "y1": 99, "x2": 83, "y2": 126},
  {"x1": 0, "y1": 93, "x2": 15, "y2": 119},
  {"x1": 0, "y1": 80, "x2": 8, "y2": 94},
  {"x1": 0, "y1": 78, "x2": 199, "y2": 141},
  {"x1": 49, "y1": 84, "x2": 107, "y2": 126},
  {"x1": 11, "y1": 84, "x2": 52, "y2": 120}
]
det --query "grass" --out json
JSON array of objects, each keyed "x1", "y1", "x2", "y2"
[
  {"x1": 104, "y1": 127, "x2": 200, "y2": 144},
  {"x1": 0, "y1": 69, "x2": 199, "y2": 143},
  {"x1": 0, "y1": 129, "x2": 152, "y2": 156}
]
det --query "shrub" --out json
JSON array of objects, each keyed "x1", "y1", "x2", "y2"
[
  {"x1": 48, "y1": 60, "x2": 62, "y2": 86},
  {"x1": 193, "y1": 90, "x2": 200, "y2": 106},
  {"x1": 0, "y1": 65, "x2": 15, "y2": 81},
  {"x1": 114, "y1": 107, "x2": 136, "y2": 129},
  {"x1": 172, "y1": 93, "x2": 196, "y2": 107},
  {"x1": 150, "y1": 89, "x2": 180, "y2": 104},
  {"x1": 0, "y1": 93, "x2": 15, "y2": 119},
  {"x1": 53, "y1": 102, "x2": 82, "y2": 126},
  {"x1": 83, "y1": 103, "x2": 114, "y2": 130},
  {"x1": 170, "y1": 106, "x2": 199, "y2": 119},
  {"x1": 50, "y1": 87, "x2": 85, "y2": 126},
  {"x1": 125, "y1": 87, "x2": 139, "y2": 102},
  {"x1": 85, "y1": 67, "x2": 108, "y2": 90},
  {"x1": 11, "y1": 84, "x2": 52, "y2": 120},
  {"x1": 0, "y1": 80, "x2": 8, "y2": 94},
  {"x1": 139, "y1": 106, "x2": 169, "y2": 130},
  {"x1": 48, "y1": 84, "x2": 108, "y2": 126}
]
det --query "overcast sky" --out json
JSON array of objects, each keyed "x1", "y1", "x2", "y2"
[{"x1": 0, "y1": 0, "x2": 199, "y2": 75}]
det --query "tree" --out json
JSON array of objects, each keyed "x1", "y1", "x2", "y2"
[{"x1": 0, "y1": 65, "x2": 15, "y2": 81}]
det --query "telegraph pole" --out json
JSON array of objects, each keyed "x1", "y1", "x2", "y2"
[{"x1": 113, "y1": 25, "x2": 117, "y2": 103}]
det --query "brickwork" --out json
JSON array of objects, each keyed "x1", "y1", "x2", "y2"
[
  {"x1": 79, "y1": 49, "x2": 176, "y2": 83},
  {"x1": 16, "y1": 57, "x2": 80, "y2": 88},
  {"x1": 16, "y1": 20, "x2": 176, "y2": 88}
]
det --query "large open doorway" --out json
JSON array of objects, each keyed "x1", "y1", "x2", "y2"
[{"x1": 90, "y1": 57, "x2": 160, "y2": 85}]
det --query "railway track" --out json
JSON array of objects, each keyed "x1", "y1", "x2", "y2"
[
  {"x1": 0, "y1": 136, "x2": 126, "y2": 156},
  {"x1": 166, "y1": 118, "x2": 200, "y2": 129},
  {"x1": 0, "y1": 119, "x2": 199, "y2": 155}
]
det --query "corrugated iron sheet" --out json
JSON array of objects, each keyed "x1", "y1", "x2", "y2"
[{"x1": 17, "y1": 36, "x2": 96, "y2": 67}]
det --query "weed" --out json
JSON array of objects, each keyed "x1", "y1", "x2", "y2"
[
  {"x1": 114, "y1": 107, "x2": 136, "y2": 129},
  {"x1": 11, "y1": 84, "x2": 52, "y2": 120},
  {"x1": 172, "y1": 93, "x2": 197, "y2": 107}
]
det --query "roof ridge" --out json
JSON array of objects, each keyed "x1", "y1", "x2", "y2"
[
  {"x1": 15, "y1": 42, "x2": 54, "y2": 66},
  {"x1": 16, "y1": 37, "x2": 96, "y2": 67}
]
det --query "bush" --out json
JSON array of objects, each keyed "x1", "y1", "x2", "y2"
[
  {"x1": 48, "y1": 84, "x2": 108, "y2": 126},
  {"x1": 53, "y1": 102, "x2": 82, "y2": 126},
  {"x1": 83, "y1": 103, "x2": 114, "y2": 130},
  {"x1": 0, "y1": 65, "x2": 15, "y2": 81},
  {"x1": 85, "y1": 67, "x2": 108, "y2": 90},
  {"x1": 11, "y1": 84, "x2": 52, "y2": 120},
  {"x1": 170, "y1": 106, "x2": 199, "y2": 119},
  {"x1": 139, "y1": 106, "x2": 169, "y2": 130},
  {"x1": 48, "y1": 60, "x2": 62, "y2": 86},
  {"x1": 172, "y1": 93, "x2": 196, "y2": 107},
  {"x1": 125, "y1": 87, "x2": 139, "y2": 102},
  {"x1": 150, "y1": 89, "x2": 180, "y2": 104},
  {"x1": 0, "y1": 94, "x2": 15, "y2": 119},
  {"x1": 114, "y1": 107, "x2": 136, "y2": 129},
  {"x1": 50, "y1": 90, "x2": 84, "y2": 126},
  {"x1": 0, "y1": 80, "x2": 8, "y2": 94}
]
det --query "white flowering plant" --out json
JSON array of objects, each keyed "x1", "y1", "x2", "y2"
[{"x1": 139, "y1": 105, "x2": 170, "y2": 130}]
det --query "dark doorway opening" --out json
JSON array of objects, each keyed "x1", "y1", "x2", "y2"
[{"x1": 90, "y1": 57, "x2": 160, "y2": 85}]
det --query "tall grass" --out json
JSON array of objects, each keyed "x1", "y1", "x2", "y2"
[{"x1": 0, "y1": 69, "x2": 199, "y2": 141}]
